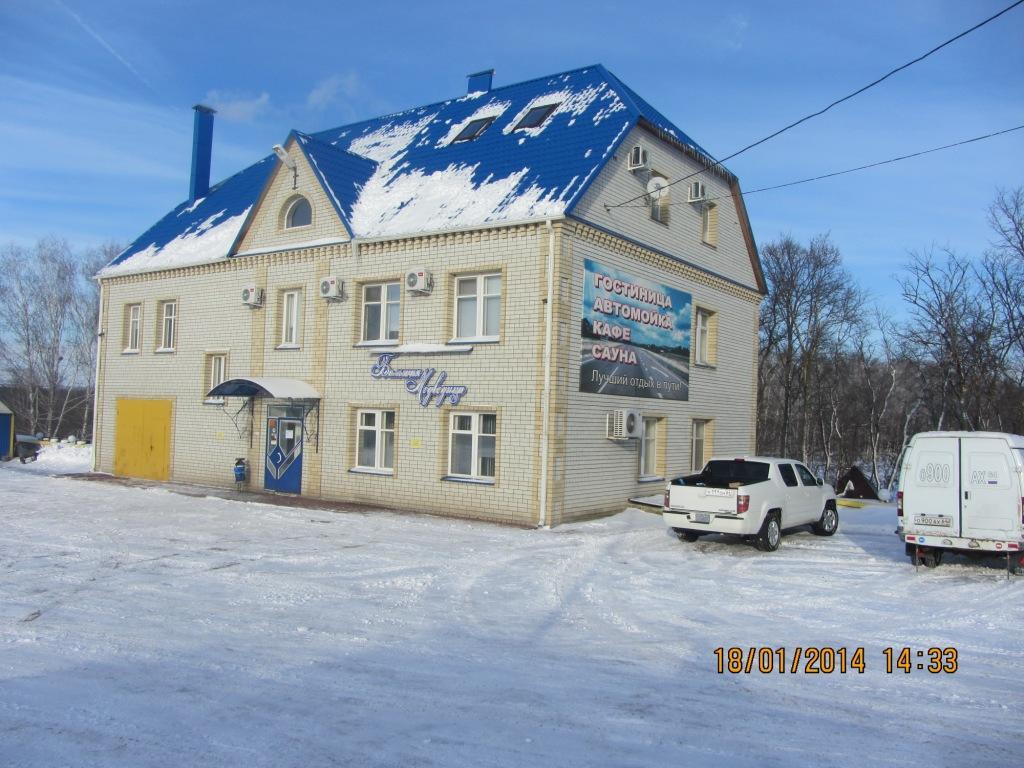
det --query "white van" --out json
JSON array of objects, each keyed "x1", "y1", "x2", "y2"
[{"x1": 897, "y1": 431, "x2": 1024, "y2": 571}]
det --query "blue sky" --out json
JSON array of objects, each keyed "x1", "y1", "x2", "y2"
[{"x1": 1, "y1": 0, "x2": 1021, "y2": 312}]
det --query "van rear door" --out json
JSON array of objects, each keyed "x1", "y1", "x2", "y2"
[
  {"x1": 905, "y1": 437, "x2": 960, "y2": 537},
  {"x1": 960, "y1": 437, "x2": 1020, "y2": 541}
]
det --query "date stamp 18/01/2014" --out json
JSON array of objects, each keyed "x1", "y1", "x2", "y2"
[{"x1": 714, "y1": 646, "x2": 958, "y2": 675}]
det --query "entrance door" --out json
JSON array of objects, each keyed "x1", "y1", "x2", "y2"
[
  {"x1": 114, "y1": 398, "x2": 172, "y2": 481},
  {"x1": 0, "y1": 413, "x2": 12, "y2": 460},
  {"x1": 265, "y1": 416, "x2": 303, "y2": 493},
  {"x1": 961, "y1": 437, "x2": 1018, "y2": 540},
  {"x1": 905, "y1": 436, "x2": 960, "y2": 536}
]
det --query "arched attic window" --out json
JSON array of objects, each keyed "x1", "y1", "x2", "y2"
[{"x1": 284, "y1": 196, "x2": 312, "y2": 229}]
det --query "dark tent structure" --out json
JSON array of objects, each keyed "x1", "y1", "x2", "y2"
[{"x1": 835, "y1": 465, "x2": 880, "y2": 500}]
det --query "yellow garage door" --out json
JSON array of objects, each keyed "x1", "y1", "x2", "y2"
[{"x1": 114, "y1": 398, "x2": 172, "y2": 481}]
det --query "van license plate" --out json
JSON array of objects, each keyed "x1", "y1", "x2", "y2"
[
  {"x1": 693, "y1": 512, "x2": 711, "y2": 524},
  {"x1": 915, "y1": 516, "x2": 951, "y2": 527}
]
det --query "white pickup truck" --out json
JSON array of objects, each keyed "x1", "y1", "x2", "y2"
[{"x1": 662, "y1": 457, "x2": 838, "y2": 551}]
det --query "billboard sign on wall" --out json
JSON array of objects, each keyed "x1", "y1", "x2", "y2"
[{"x1": 579, "y1": 259, "x2": 691, "y2": 400}]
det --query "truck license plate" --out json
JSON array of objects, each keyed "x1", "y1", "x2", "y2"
[
  {"x1": 693, "y1": 512, "x2": 711, "y2": 524},
  {"x1": 915, "y1": 515, "x2": 952, "y2": 527},
  {"x1": 703, "y1": 489, "x2": 732, "y2": 497}
]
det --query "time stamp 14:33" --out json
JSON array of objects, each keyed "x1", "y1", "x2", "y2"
[{"x1": 713, "y1": 647, "x2": 959, "y2": 674}]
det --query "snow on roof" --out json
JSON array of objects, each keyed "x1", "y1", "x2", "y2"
[
  {"x1": 207, "y1": 377, "x2": 320, "y2": 400},
  {"x1": 104, "y1": 65, "x2": 714, "y2": 276},
  {"x1": 101, "y1": 156, "x2": 274, "y2": 276},
  {"x1": 293, "y1": 131, "x2": 378, "y2": 237}
]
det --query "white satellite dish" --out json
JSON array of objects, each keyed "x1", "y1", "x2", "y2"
[{"x1": 646, "y1": 177, "x2": 668, "y2": 199}]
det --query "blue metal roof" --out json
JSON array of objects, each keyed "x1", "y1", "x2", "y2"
[
  {"x1": 103, "y1": 65, "x2": 716, "y2": 275},
  {"x1": 292, "y1": 130, "x2": 378, "y2": 238},
  {"x1": 103, "y1": 155, "x2": 275, "y2": 274}
]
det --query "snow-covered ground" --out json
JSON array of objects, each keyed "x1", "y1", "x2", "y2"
[
  {"x1": 4, "y1": 442, "x2": 93, "y2": 476},
  {"x1": 1, "y1": 457, "x2": 1021, "y2": 767}
]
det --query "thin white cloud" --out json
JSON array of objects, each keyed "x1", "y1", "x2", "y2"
[
  {"x1": 53, "y1": 0, "x2": 155, "y2": 92},
  {"x1": 306, "y1": 72, "x2": 360, "y2": 110},
  {"x1": 724, "y1": 12, "x2": 750, "y2": 51},
  {"x1": 203, "y1": 90, "x2": 271, "y2": 122}
]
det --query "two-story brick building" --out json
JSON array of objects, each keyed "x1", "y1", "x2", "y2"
[{"x1": 93, "y1": 65, "x2": 765, "y2": 526}]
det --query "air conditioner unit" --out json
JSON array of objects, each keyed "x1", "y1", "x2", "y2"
[
  {"x1": 688, "y1": 181, "x2": 707, "y2": 203},
  {"x1": 319, "y1": 276, "x2": 343, "y2": 301},
  {"x1": 607, "y1": 409, "x2": 642, "y2": 440},
  {"x1": 241, "y1": 285, "x2": 264, "y2": 307},
  {"x1": 626, "y1": 144, "x2": 648, "y2": 171},
  {"x1": 405, "y1": 267, "x2": 434, "y2": 294}
]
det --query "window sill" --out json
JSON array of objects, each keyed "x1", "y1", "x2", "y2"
[
  {"x1": 203, "y1": 398, "x2": 225, "y2": 406},
  {"x1": 349, "y1": 467, "x2": 394, "y2": 477},
  {"x1": 701, "y1": 241, "x2": 718, "y2": 250},
  {"x1": 693, "y1": 362, "x2": 717, "y2": 370},
  {"x1": 276, "y1": 343, "x2": 301, "y2": 351},
  {"x1": 354, "y1": 340, "x2": 399, "y2": 348},
  {"x1": 122, "y1": 349, "x2": 139, "y2": 356},
  {"x1": 638, "y1": 475, "x2": 665, "y2": 485},
  {"x1": 155, "y1": 348, "x2": 175, "y2": 354},
  {"x1": 447, "y1": 336, "x2": 499, "y2": 345},
  {"x1": 442, "y1": 475, "x2": 495, "y2": 486}
]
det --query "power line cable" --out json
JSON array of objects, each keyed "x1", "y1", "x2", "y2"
[
  {"x1": 614, "y1": 124, "x2": 1024, "y2": 208},
  {"x1": 606, "y1": 0, "x2": 1024, "y2": 210}
]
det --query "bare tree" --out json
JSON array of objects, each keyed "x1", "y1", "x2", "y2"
[
  {"x1": 758, "y1": 234, "x2": 863, "y2": 462},
  {"x1": 69, "y1": 244, "x2": 120, "y2": 439},
  {"x1": 896, "y1": 248, "x2": 1007, "y2": 430},
  {"x1": 0, "y1": 237, "x2": 117, "y2": 439},
  {"x1": 856, "y1": 309, "x2": 899, "y2": 487}
]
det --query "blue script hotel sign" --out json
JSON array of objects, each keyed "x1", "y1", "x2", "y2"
[{"x1": 370, "y1": 354, "x2": 468, "y2": 407}]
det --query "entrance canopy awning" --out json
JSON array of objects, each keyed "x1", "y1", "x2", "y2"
[{"x1": 207, "y1": 377, "x2": 321, "y2": 400}]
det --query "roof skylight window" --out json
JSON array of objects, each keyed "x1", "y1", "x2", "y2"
[
  {"x1": 514, "y1": 103, "x2": 559, "y2": 131},
  {"x1": 452, "y1": 116, "x2": 496, "y2": 143}
]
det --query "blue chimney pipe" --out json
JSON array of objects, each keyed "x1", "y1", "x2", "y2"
[
  {"x1": 467, "y1": 69, "x2": 494, "y2": 94},
  {"x1": 189, "y1": 104, "x2": 216, "y2": 202}
]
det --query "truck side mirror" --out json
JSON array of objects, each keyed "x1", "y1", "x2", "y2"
[{"x1": 816, "y1": 477, "x2": 824, "y2": 486}]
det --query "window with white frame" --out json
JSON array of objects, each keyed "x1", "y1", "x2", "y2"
[
  {"x1": 449, "y1": 412, "x2": 497, "y2": 480},
  {"x1": 158, "y1": 300, "x2": 177, "y2": 351},
  {"x1": 640, "y1": 416, "x2": 662, "y2": 478},
  {"x1": 695, "y1": 308, "x2": 714, "y2": 366},
  {"x1": 362, "y1": 282, "x2": 401, "y2": 342},
  {"x1": 701, "y1": 203, "x2": 718, "y2": 246},
  {"x1": 649, "y1": 173, "x2": 670, "y2": 224},
  {"x1": 280, "y1": 289, "x2": 300, "y2": 347},
  {"x1": 284, "y1": 196, "x2": 312, "y2": 229},
  {"x1": 204, "y1": 353, "x2": 227, "y2": 401},
  {"x1": 692, "y1": 419, "x2": 710, "y2": 471},
  {"x1": 454, "y1": 273, "x2": 501, "y2": 341},
  {"x1": 356, "y1": 409, "x2": 395, "y2": 471},
  {"x1": 124, "y1": 303, "x2": 141, "y2": 352}
]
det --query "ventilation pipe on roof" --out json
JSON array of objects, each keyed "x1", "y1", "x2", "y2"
[
  {"x1": 466, "y1": 69, "x2": 494, "y2": 94},
  {"x1": 189, "y1": 104, "x2": 216, "y2": 202}
]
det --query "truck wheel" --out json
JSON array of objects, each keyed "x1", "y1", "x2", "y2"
[
  {"x1": 671, "y1": 528, "x2": 701, "y2": 542},
  {"x1": 756, "y1": 512, "x2": 781, "y2": 552},
  {"x1": 812, "y1": 505, "x2": 839, "y2": 536},
  {"x1": 918, "y1": 549, "x2": 942, "y2": 568}
]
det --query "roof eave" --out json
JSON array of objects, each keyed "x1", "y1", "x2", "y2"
[
  {"x1": 636, "y1": 117, "x2": 735, "y2": 184},
  {"x1": 728, "y1": 178, "x2": 766, "y2": 295}
]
